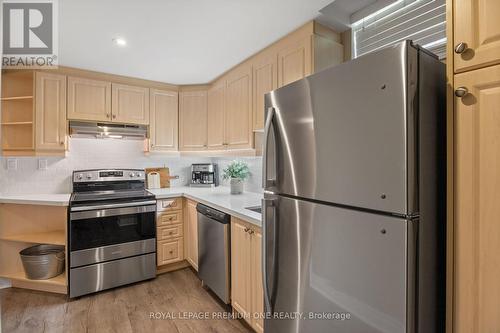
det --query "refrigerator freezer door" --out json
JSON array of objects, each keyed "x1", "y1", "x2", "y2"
[
  {"x1": 263, "y1": 41, "x2": 418, "y2": 215},
  {"x1": 263, "y1": 194, "x2": 414, "y2": 333}
]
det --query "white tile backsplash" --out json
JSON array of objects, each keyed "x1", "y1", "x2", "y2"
[
  {"x1": 0, "y1": 138, "x2": 263, "y2": 195},
  {"x1": 0, "y1": 138, "x2": 210, "y2": 194},
  {"x1": 213, "y1": 156, "x2": 263, "y2": 193}
]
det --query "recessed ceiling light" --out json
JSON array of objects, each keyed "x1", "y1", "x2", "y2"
[{"x1": 112, "y1": 37, "x2": 127, "y2": 46}]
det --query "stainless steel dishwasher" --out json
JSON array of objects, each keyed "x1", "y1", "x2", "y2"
[{"x1": 197, "y1": 203, "x2": 231, "y2": 304}]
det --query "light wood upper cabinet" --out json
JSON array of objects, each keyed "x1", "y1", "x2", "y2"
[
  {"x1": 35, "y1": 72, "x2": 67, "y2": 152},
  {"x1": 179, "y1": 91, "x2": 208, "y2": 151},
  {"x1": 231, "y1": 217, "x2": 263, "y2": 332},
  {"x1": 185, "y1": 199, "x2": 199, "y2": 270},
  {"x1": 111, "y1": 83, "x2": 149, "y2": 125},
  {"x1": 278, "y1": 36, "x2": 312, "y2": 87},
  {"x1": 225, "y1": 65, "x2": 253, "y2": 149},
  {"x1": 454, "y1": 0, "x2": 500, "y2": 73},
  {"x1": 253, "y1": 53, "x2": 278, "y2": 130},
  {"x1": 454, "y1": 64, "x2": 500, "y2": 333},
  {"x1": 207, "y1": 82, "x2": 226, "y2": 150},
  {"x1": 67, "y1": 77, "x2": 111, "y2": 122},
  {"x1": 150, "y1": 89, "x2": 178, "y2": 151},
  {"x1": 231, "y1": 218, "x2": 252, "y2": 318}
]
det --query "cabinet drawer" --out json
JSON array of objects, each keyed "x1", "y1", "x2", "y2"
[
  {"x1": 157, "y1": 210, "x2": 183, "y2": 227},
  {"x1": 157, "y1": 197, "x2": 183, "y2": 212},
  {"x1": 157, "y1": 224, "x2": 183, "y2": 240},
  {"x1": 157, "y1": 238, "x2": 184, "y2": 266}
]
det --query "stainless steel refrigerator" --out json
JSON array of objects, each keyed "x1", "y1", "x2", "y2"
[{"x1": 262, "y1": 41, "x2": 446, "y2": 333}]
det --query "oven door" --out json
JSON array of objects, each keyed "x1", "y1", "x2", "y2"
[{"x1": 69, "y1": 202, "x2": 156, "y2": 267}]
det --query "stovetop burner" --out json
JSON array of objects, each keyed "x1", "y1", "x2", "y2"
[{"x1": 70, "y1": 169, "x2": 153, "y2": 207}]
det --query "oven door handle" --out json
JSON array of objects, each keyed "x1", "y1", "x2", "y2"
[
  {"x1": 70, "y1": 204, "x2": 156, "y2": 221},
  {"x1": 71, "y1": 200, "x2": 157, "y2": 212}
]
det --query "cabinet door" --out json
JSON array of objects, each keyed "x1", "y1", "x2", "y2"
[
  {"x1": 251, "y1": 229, "x2": 264, "y2": 333},
  {"x1": 253, "y1": 53, "x2": 278, "y2": 130},
  {"x1": 225, "y1": 66, "x2": 253, "y2": 149},
  {"x1": 35, "y1": 72, "x2": 67, "y2": 151},
  {"x1": 455, "y1": 64, "x2": 500, "y2": 333},
  {"x1": 111, "y1": 83, "x2": 149, "y2": 125},
  {"x1": 150, "y1": 89, "x2": 178, "y2": 151},
  {"x1": 67, "y1": 77, "x2": 111, "y2": 122},
  {"x1": 179, "y1": 91, "x2": 208, "y2": 151},
  {"x1": 157, "y1": 238, "x2": 184, "y2": 266},
  {"x1": 454, "y1": 0, "x2": 500, "y2": 73},
  {"x1": 207, "y1": 82, "x2": 226, "y2": 150},
  {"x1": 231, "y1": 218, "x2": 252, "y2": 318},
  {"x1": 278, "y1": 36, "x2": 312, "y2": 87},
  {"x1": 185, "y1": 200, "x2": 199, "y2": 270}
]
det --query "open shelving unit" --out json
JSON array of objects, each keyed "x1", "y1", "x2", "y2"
[
  {"x1": 0, "y1": 204, "x2": 68, "y2": 294},
  {"x1": 1, "y1": 71, "x2": 35, "y2": 155}
]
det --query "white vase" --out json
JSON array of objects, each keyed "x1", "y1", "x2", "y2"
[{"x1": 230, "y1": 178, "x2": 244, "y2": 194}]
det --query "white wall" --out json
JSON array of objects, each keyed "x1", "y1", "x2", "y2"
[{"x1": 0, "y1": 139, "x2": 263, "y2": 194}]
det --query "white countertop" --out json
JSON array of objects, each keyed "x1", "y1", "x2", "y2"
[
  {"x1": 149, "y1": 186, "x2": 262, "y2": 227},
  {"x1": 0, "y1": 187, "x2": 263, "y2": 226},
  {"x1": 0, "y1": 193, "x2": 71, "y2": 206}
]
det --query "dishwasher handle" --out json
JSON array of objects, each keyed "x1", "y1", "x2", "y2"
[{"x1": 196, "y1": 203, "x2": 230, "y2": 224}]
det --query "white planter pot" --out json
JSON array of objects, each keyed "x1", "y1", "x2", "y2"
[{"x1": 230, "y1": 178, "x2": 244, "y2": 194}]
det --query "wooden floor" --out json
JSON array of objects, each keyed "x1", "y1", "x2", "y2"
[{"x1": 0, "y1": 268, "x2": 251, "y2": 333}]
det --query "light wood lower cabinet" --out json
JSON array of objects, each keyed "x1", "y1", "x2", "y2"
[
  {"x1": 149, "y1": 89, "x2": 178, "y2": 151},
  {"x1": 185, "y1": 199, "x2": 199, "y2": 270},
  {"x1": 156, "y1": 198, "x2": 185, "y2": 268},
  {"x1": 35, "y1": 72, "x2": 67, "y2": 152},
  {"x1": 67, "y1": 76, "x2": 112, "y2": 122},
  {"x1": 454, "y1": 64, "x2": 500, "y2": 333},
  {"x1": 231, "y1": 217, "x2": 263, "y2": 332}
]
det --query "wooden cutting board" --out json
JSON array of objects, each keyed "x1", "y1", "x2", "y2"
[{"x1": 145, "y1": 167, "x2": 172, "y2": 188}]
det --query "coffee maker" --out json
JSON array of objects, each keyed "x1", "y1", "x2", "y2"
[{"x1": 190, "y1": 163, "x2": 219, "y2": 187}]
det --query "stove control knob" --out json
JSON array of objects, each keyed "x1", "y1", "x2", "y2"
[
  {"x1": 137, "y1": 173, "x2": 142, "y2": 178},
  {"x1": 86, "y1": 174, "x2": 92, "y2": 180},
  {"x1": 130, "y1": 173, "x2": 135, "y2": 178},
  {"x1": 77, "y1": 174, "x2": 83, "y2": 180}
]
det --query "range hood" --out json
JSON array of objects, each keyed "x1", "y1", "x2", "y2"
[{"x1": 69, "y1": 121, "x2": 147, "y2": 140}]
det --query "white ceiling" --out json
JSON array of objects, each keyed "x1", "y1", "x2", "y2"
[{"x1": 59, "y1": 0, "x2": 335, "y2": 85}]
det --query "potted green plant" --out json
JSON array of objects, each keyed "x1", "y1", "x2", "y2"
[{"x1": 222, "y1": 160, "x2": 250, "y2": 194}]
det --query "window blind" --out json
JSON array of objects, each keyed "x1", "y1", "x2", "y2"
[{"x1": 353, "y1": 0, "x2": 446, "y2": 59}]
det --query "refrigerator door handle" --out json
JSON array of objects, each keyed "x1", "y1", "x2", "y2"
[
  {"x1": 262, "y1": 107, "x2": 277, "y2": 188},
  {"x1": 262, "y1": 197, "x2": 278, "y2": 314}
]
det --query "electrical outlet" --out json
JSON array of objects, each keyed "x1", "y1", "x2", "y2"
[
  {"x1": 6, "y1": 158, "x2": 17, "y2": 171},
  {"x1": 38, "y1": 159, "x2": 48, "y2": 170}
]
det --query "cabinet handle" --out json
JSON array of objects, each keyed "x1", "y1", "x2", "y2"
[
  {"x1": 454, "y1": 42, "x2": 468, "y2": 54},
  {"x1": 60, "y1": 141, "x2": 64, "y2": 145},
  {"x1": 244, "y1": 227, "x2": 249, "y2": 233},
  {"x1": 169, "y1": 231, "x2": 174, "y2": 235},
  {"x1": 106, "y1": 113, "x2": 110, "y2": 118},
  {"x1": 169, "y1": 217, "x2": 173, "y2": 221},
  {"x1": 455, "y1": 87, "x2": 469, "y2": 98},
  {"x1": 112, "y1": 114, "x2": 116, "y2": 119},
  {"x1": 248, "y1": 229, "x2": 255, "y2": 235},
  {"x1": 169, "y1": 250, "x2": 174, "y2": 254}
]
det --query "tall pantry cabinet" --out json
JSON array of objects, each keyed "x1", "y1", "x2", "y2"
[{"x1": 449, "y1": 0, "x2": 500, "y2": 332}]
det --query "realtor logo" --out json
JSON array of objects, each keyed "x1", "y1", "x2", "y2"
[{"x1": 2, "y1": 0, "x2": 58, "y2": 68}]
